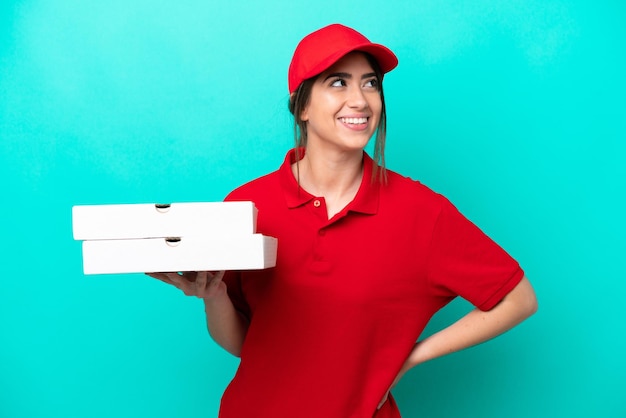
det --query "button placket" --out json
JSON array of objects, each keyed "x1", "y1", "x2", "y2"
[
  {"x1": 313, "y1": 227, "x2": 326, "y2": 264},
  {"x1": 309, "y1": 197, "x2": 330, "y2": 268},
  {"x1": 309, "y1": 197, "x2": 328, "y2": 221}
]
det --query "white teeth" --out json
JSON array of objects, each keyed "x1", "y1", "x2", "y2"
[{"x1": 340, "y1": 117, "x2": 367, "y2": 124}]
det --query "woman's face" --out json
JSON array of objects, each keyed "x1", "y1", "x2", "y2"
[{"x1": 300, "y1": 52, "x2": 382, "y2": 154}]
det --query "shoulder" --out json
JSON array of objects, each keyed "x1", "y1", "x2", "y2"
[
  {"x1": 225, "y1": 149, "x2": 295, "y2": 203},
  {"x1": 382, "y1": 168, "x2": 449, "y2": 212},
  {"x1": 224, "y1": 169, "x2": 281, "y2": 202}
]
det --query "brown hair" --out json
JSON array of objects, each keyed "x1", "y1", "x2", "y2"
[{"x1": 288, "y1": 52, "x2": 388, "y2": 183}]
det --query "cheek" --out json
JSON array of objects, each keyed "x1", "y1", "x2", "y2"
[{"x1": 370, "y1": 100, "x2": 383, "y2": 122}]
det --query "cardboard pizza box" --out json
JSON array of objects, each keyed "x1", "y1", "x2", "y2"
[
  {"x1": 72, "y1": 201, "x2": 257, "y2": 240},
  {"x1": 80, "y1": 234, "x2": 278, "y2": 275}
]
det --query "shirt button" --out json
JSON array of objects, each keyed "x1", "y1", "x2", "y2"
[
  {"x1": 313, "y1": 199, "x2": 321, "y2": 207},
  {"x1": 318, "y1": 230, "x2": 326, "y2": 236}
]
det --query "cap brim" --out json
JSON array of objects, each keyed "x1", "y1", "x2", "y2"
[{"x1": 303, "y1": 42, "x2": 398, "y2": 82}]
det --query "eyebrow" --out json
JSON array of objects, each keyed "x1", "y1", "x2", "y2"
[{"x1": 323, "y1": 72, "x2": 378, "y2": 81}]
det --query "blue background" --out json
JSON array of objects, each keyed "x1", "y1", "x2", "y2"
[{"x1": 1, "y1": 1, "x2": 624, "y2": 417}]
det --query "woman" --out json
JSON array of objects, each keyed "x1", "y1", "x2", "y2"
[{"x1": 148, "y1": 24, "x2": 538, "y2": 418}]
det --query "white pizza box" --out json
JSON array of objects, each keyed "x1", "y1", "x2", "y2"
[
  {"x1": 80, "y1": 234, "x2": 277, "y2": 275},
  {"x1": 72, "y1": 202, "x2": 257, "y2": 240}
]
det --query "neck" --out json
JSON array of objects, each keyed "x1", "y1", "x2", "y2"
[{"x1": 292, "y1": 147, "x2": 364, "y2": 218}]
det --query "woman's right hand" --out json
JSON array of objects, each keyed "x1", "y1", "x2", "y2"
[{"x1": 146, "y1": 271, "x2": 226, "y2": 299}]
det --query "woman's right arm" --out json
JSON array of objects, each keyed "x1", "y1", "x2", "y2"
[{"x1": 146, "y1": 271, "x2": 249, "y2": 357}]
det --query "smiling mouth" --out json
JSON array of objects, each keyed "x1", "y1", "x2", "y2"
[{"x1": 339, "y1": 117, "x2": 368, "y2": 125}]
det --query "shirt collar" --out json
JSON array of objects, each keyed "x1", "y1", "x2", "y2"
[{"x1": 279, "y1": 148, "x2": 380, "y2": 215}]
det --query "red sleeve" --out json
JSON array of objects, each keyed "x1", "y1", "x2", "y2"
[{"x1": 426, "y1": 196, "x2": 524, "y2": 311}]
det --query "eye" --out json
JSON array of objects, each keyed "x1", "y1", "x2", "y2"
[
  {"x1": 330, "y1": 78, "x2": 347, "y2": 87},
  {"x1": 364, "y1": 78, "x2": 380, "y2": 89}
]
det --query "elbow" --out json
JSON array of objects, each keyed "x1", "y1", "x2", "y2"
[
  {"x1": 519, "y1": 277, "x2": 538, "y2": 319},
  {"x1": 506, "y1": 275, "x2": 538, "y2": 320},
  {"x1": 525, "y1": 292, "x2": 538, "y2": 318},
  {"x1": 215, "y1": 339, "x2": 243, "y2": 358},
  {"x1": 227, "y1": 346, "x2": 243, "y2": 358},
  {"x1": 226, "y1": 338, "x2": 244, "y2": 358},
  {"x1": 208, "y1": 330, "x2": 244, "y2": 358}
]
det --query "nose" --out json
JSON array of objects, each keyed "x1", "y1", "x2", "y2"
[{"x1": 347, "y1": 85, "x2": 368, "y2": 109}]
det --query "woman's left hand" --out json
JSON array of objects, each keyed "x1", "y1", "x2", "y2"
[{"x1": 377, "y1": 276, "x2": 538, "y2": 410}]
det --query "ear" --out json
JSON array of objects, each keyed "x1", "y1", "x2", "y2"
[{"x1": 300, "y1": 103, "x2": 309, "y2": 122}]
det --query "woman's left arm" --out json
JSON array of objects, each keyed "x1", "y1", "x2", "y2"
[{"x1": 378, "y1": 275, "x2": 538, "y2": 409}]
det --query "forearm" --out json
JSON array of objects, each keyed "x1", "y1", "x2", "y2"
[
  {"x1": 408, "y1": 276, "x2": 537, "y2": 368},
  {"x1": 204, "y1": 290, "x2": 249, "y2": 357}
]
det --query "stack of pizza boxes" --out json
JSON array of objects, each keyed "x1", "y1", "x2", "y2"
[{"x1": 72, "y1": 202, "x2": 277, "y2": 275}]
